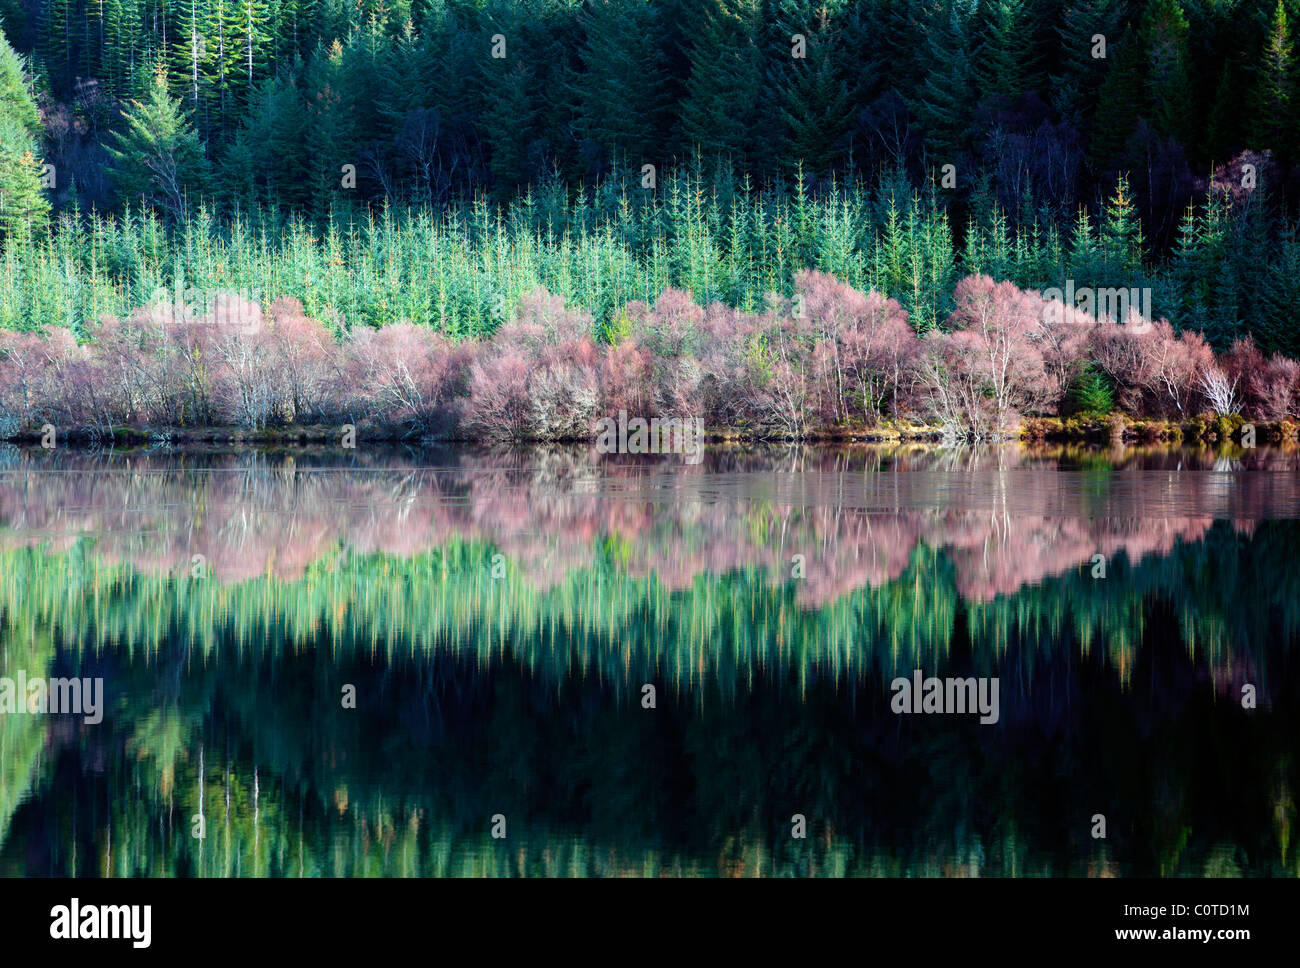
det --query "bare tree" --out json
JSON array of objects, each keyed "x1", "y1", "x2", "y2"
[{"x1": 1199, "y1": 364, "x2": 1239, "y2": 416}]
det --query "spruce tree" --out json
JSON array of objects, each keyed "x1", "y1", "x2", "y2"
[
  {"x1": 105, "y1": 64, "x2": 209, "y2": 218},
  {"x1": 838, "y1": 0, "x2": 888, "y2": 105},
  {"x1": 1051, "y1": 0, "x2": 1122, "y2": 130},
  {"x1": 975, "y1": 0, "x2": 1039, "y2": 102},
  {"x1": 1167, "y1": 201, "x2": 1209, "y2": 333},
  {"x1": 1251, "y1": 1, "x2": 1296, "y2": 155},
  {"x1": 907, "y1": 1, "x2": 976, "y2": 166},
  {"x1": 0, "y1": 29, "x2": 50, "y2": 242},
  {"x1": 1099, "y1": 173, "x2": 1143, "y2": 278},
  {"x1": 575, "y1": 0, "x2": 672, "y2": 171},
  {"x1": 1088, "y1": 27, "x2": 1144, "y2": 169},
  {"x1": 477, "y1": 2, "x2": 542, "y2": 195},
  {"x1": 678, "y1": 0, "x2": 763, "y2": 166},
  {"x1": 1258, "y1": 222, "x2": 1300, "y2": 357},
  {"x1": 1139, "y1": 0, "x2": 1194, "y2": 146},
  {"x1": 768, "y1": 0, "x2": 853, "y2": 177}
]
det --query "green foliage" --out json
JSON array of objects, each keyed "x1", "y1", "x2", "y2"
[
  {"x1": 1139, "y1": 0, "x2": 1195, "y2": 145},
  {"x1": 105, "y1": 66, "x2": 210, "y2": 218},
  {"x1": 1089, "y1": 27, "x2": 1145, "y2": 168},
  {"x1": 1252, "y1": 1, "x2": 1298, "y2": 154},
  {"x1": 975, "y1": 0, "x2": 1040, "y2": 102},
  {"x1": 679, "y1": 0, "x2": 764, "y2": 163},
  {"x1": 1066, "y1": 362, "x2": 1115, "y2": 416},
  {"x1": 1099, "y1": 173, "x2": 1142, "y2": 275},
  {"x1": 2, "y1": 1, "x2": 1300, "y2": 355},
  {"x1": 575, "y1": 0, "x2": 672, "y2": 169},
  {"x1": 907, "y1": 1, "x2": 976, "y2": 164},
  {"x1": 0, "y1": 28, "x2": 49, "y2": 242},
  {"x1": 1050, "y1": 0, "x2": 1123, "y2": 130}
]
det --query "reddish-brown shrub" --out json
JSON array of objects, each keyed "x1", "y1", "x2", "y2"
[{"x1": 345, "y1": 322, "x2": 466, "y2": 432}]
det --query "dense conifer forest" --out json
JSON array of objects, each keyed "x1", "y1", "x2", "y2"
[{"x1": 2, "y1": 1, "x2": 1300, "y2": 437}]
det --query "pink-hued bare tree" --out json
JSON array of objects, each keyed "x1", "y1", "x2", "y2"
[
  {"x1": 795, "y1": 269, "x2": 919, "y2": 426},
  {"x1": 347, "y1": 322, "x2": 467, "y2": 433},
  {"x1": 1092, "y1": 316, "x2": 1213, "y2": 418},
  {"x1": 465, "y1": 288, "x2": 600, "y2": 439},
  {"x1": 1033, "y1": 295, "x2": 1095, "y2": 403},
  {"x1": 919, "y1": 275, "x2": 1053, "y2": 436},
  {"x1": 2, "y1": 273, "x2": 1297, "y2": 440},
  {"x1": 1226, "y1": 336, "x2": 1300, "y2": 422}
]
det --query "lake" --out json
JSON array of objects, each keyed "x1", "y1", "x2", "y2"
[{"x1": 1, "y1": 442, "x2": 1297, "y2": 877}]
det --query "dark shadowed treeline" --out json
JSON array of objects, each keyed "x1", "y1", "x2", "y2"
[
  {"x1": 5, "y1": 4, "x2": 1300, "y2": 359},
  {"x1": 8, "y1": 0, "x2": 1300, "y2": 219}
]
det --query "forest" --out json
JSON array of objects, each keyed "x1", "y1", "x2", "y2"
[{"x1": 3, "y1": 1, "x2": 1300, "y2": 438}]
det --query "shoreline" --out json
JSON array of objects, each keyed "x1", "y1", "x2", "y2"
[{"x1": 1, "y1": 416, "x2": 1295, "y2": 448}]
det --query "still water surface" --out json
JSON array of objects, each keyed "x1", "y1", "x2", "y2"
[{"x1": 1, "y1": 443, "x2": 1297, "y2": 876}]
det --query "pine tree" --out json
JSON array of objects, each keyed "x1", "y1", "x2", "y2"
[
  {"x1": 1251, "y1": 1, "x2": 1296, "y2": 155},
  {"x1": 0, "y1": 28, "x2": 49, "y2": 242},
  {"x1": 106, "y1": 64, "x2": 209, "y2": 218},
  {"x1": 1088, "y1": 26, "x2": 1144, "y2": 169},
  {"x1": 1065, "y1": 205, "x2": 1101, "y2": 283},
  {"x1": 1167, "y1": 201, "x2": 1209, "y2": 332},
  {"x1": 678, "y1": 0, "x2": 763, "y2": 165},
  {"x1": 1139, "y1": 0, "x2": 1194, "y2": 145},
  {"x1": 907, "y1": 0, "x2": 976, "y2": 166},
  {"x1": 1050, "y1": 0, "x2": 1122, "y2": 130},
  {"x1": 766, "y1": 0, "x2": 853, "y2": 178},
  {"x1": 975, "y1": 0, "x2": 1039, "y2": 102},
  {"x1": 575, "y1": 0, "x2": 672, "y2": 170},
  {"x1": 478, "y1": 4, "x2": 541, "y2": 195},
  {"x1": 1258, "y1": 222, "x2": 1300, "y2": 357},
  {"x1": 1099, "y1": 173, "x2": 1143, "y2": 277}
]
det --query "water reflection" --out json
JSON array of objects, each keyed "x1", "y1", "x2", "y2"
[{"x1": 0, "y1": 443, "x2": 1297, "y2": 876}]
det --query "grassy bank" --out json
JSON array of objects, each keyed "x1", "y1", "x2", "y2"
[{"x1": 1021, "y1": 415, "x2": 1300, "y2": 445}]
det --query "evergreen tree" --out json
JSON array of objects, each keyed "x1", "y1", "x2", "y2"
[
  {"x1": 1066, "y1": 363, "x2": 1115, "y2": 415},
  {"x1": 0, "y1": 28, "x2": 49, "y2": 243},
  {"x1": 837, "y1": 0, "x2": 889, "y2": 105},
  {"x1": 106, "y1": 64, "x2": 209, "y2": 218},
  {"x1": 1051, "y1": 0, "x2": 1122, "y2": 130},
  {"x1": 1167, "y1": 201, "x2": 1210, "y2": 332},
  {"x1": 1250, "y1": 1, "x2": 1296, "y2": 155},
  {"x1": 1139, "y1": 0, "x2": 1194, "y2": 146},
  {"x1": 1258, "y1": 222, "x2": 1300, "y2": 357},
  {"x1": 172, "y1": 0, "x2": 210, "y2": 121},
  {"x1": 477, "y1": 2, "x2": 542, "y2": 195},
  {"x1": 1065, "y1": 205, "x2": 1102, "y2": 283},
  {"x1": 907, "y1": 0, "x2": 976, "y2": 165},
  {"x1": 975, "y1": 0, "x2": 1039, "y2": 102},
  {"x1": 1099, "y1": 173, "x2": 1143, "y2": 277},
  {"x1": 575, "y1": 0, "x2": 672, "y2": 171},
  {"x1": 1089, "y1": 26, "x2": 1144, "y2": 169},
  {"x1": 304, "y1": 38, "x2": 355, "y2": 216},
  {"x1": 767, "y1": 0, "x2": 853, "y2": 177},
  {"x1": 679, "y1": 0, "x2": 763, "y2": 165},
  {"x1": 1205, "y1": 59, "x2": 1245, "y2": 162}
]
